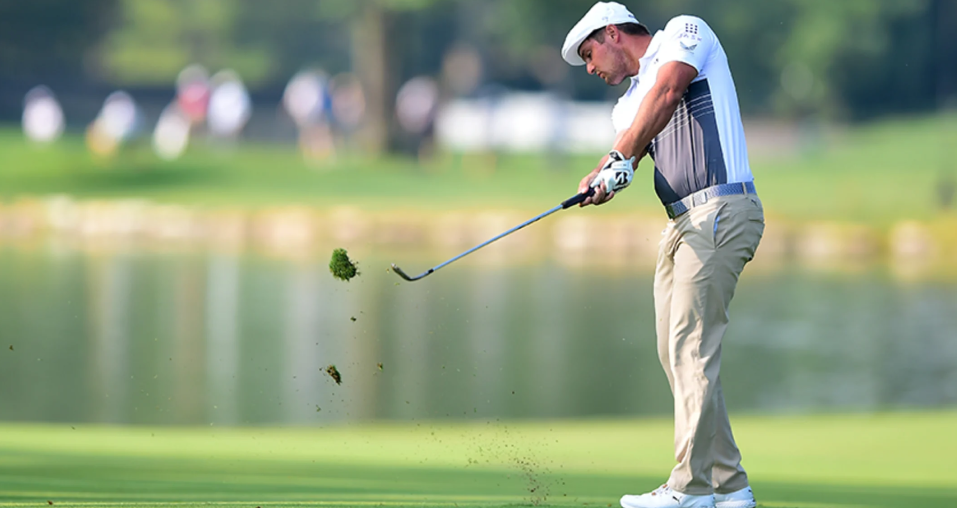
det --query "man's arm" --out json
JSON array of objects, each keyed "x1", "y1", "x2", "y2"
[
  {"x1": 584, "y1": 61, "x2": 699, "y2": 206},
  {"x1": 615, "y1": 61, "x2": 698, "y2": 159}
]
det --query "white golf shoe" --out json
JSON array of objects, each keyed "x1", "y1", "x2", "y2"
[
  {"x1": 714, "y1": 486, "x2": 756, "y2": 508},
  {"x1": 620, "y1": 484, "x2": 715, "y2": 508}
]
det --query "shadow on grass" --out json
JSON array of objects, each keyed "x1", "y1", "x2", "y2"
[{"x1": 63, "y1": 163, "x2": 226, "y2": 192}]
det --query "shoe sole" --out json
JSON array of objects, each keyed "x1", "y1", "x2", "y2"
[{"x1": 715, "y1": 501, "x2": 756, "y2": 508}]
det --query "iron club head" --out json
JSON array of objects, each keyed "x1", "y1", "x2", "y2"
[{"x1": 391, "y1": 263, "x2": 432, "y2": 282}]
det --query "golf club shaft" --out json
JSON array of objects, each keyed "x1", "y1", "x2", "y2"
[{"x1": 392, "y1": 188, "x2": 594, "y2": 281}]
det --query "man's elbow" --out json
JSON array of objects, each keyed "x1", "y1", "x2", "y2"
[
  {"x1": 662, "y1": 86, "x2": 685, "y2": 109},
  {"x1": 658, "y1": 62, "x2": 698, "y2": 109}
]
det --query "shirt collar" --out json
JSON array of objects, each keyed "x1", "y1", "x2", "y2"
[{"x1": 632, "y1": 30, "x2": 665, "y2": 82}]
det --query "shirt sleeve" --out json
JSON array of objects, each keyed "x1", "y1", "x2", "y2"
[{"x1": 656, "y1": 15, "x2": 714, "y2": 73}]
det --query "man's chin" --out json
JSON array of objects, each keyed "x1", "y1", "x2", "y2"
[{"x1": 604, "y1": 75, "x2": 624, "y2": 86}]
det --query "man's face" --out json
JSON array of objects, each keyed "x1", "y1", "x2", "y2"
[{"x1": 578, "y1": 29, "x2": 628, "y2": 86}]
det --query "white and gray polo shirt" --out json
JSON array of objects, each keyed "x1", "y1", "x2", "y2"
[{"x1": 611, "y1": 15, "x2": 753, "y2": 205}]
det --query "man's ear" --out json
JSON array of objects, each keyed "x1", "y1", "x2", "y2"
[{"x1": 606, "y1": 24, "x2": 620, "y2": 43}]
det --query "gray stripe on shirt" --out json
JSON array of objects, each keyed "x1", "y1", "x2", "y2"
[{"x1": 648, "y1": 79, "x2": 727, "y2": 205}]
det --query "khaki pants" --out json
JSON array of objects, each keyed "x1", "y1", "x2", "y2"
[{"x1": 654, "y1": 193, "x2": 764, "y2": 496}]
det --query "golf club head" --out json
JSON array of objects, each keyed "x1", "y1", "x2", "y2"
[{"x1": 391, "y1": 263, "x2": 432, "y2": 282}]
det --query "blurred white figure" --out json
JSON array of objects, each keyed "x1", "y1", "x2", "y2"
[
  {"x1": 88, "y1": 91, "x2": 139, "y2": 156},
  {"x1": 207, "y1": 70, "x2": 252, "y2": 141},
  {"x1": 22, "y1": 85, "x2": 65, "y2": 144},
  {"x1": 283, "y1": 70, "x2": 328, "y2": 127},
  {"x1": 396, "y1": 76, "x2": 439, "y2": 160},
  {"x1": 396, "y1": 76, "x2": 438, "y2": 135},
  {"x1": 100, "y1": 91, "x2": 139, "y2": 141},
  {"x1": 283, "y1": 69, "x2": 335, "y2": 162},
  {"x1": 176, "y1": 64, "x2": 211, "y2": 126},
  {"x1": 153, "y1": 103, "x2": 191, "y2": 160},
  {"x1": 435, "y1": 95, "x2": 615, "y2": 154}
]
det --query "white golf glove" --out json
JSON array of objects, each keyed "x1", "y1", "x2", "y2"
[{"x1": 591, "y1": 150, "x2": 635, "y2": 194}]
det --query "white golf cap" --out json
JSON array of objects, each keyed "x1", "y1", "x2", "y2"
[{"x1": 561, "y1": 2, "x2": 639, "y2": 66}]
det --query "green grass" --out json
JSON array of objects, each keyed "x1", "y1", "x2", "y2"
[
  {"x1": 1, "y1": 114, "x2": 956, "y2": 226},
  {"x1": 1, "y1": 412, "x2": 956, "y2": 507}
]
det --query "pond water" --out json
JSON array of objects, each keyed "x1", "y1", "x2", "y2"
[{"x1": 1, "y1": 242, "x2": 955, "y2": 425}]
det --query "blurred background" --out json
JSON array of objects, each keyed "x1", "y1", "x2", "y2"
[{"x1": 0, "y1": 0, "x2": 956, "y2": 427}]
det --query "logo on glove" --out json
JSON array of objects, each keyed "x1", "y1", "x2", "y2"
[{"x1": 592, "y1": 150, "x2": 635, "y2": 194}]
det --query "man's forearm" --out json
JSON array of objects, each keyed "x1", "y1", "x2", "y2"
[{"x1": 612, "y1": 83, "x2": 684, "y2": 161}]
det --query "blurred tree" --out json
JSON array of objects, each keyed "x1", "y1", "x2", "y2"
[
  {"x1": 314, "y1": 0, "x2": 456, "y2": 154},
  {"x1": 232, "y1": 0, "x2": 352, "y2": 79},
  {"x1": 0, "y1": 0, "x2": 116, "y2": 82},
  {"x1": 456, "y1": 0, "x2": 614, "y2": 98},
  {"x1": 934, "y1": 0, "x2": 957, "y2": 108},
  {"x1": 775, "y1": 0, "x2": 935, "y2": 119},
  {"x1": 95, "y1": 0, "x2": 273, "y2": 85}
]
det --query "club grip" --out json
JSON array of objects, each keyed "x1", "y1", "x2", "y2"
[{"x1": 561, "y1": 187, "x2": 595, "y2": 209}]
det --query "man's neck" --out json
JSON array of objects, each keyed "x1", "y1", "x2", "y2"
[{"x1": 625, "y1": 34, "x2": 654, "y2": 76}]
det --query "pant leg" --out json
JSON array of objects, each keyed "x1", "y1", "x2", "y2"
[
  {"x1": 710, "y1": 195, "x2": 764, "y2": 493},
  {"x1": 655, "y1": 221, "x2": 679, "y2": 393},
  {"x1": 711, "y1": 377, "x2": 749, "y2": 493},
  {"x1": 666, "y1": 194, "x2": 764, "y2": 496}
]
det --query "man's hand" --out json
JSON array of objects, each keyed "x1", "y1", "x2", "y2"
[
  {"x1": 578, "y1": 167, "x2": 606, "y2": 206},
  {"x1": 577, "y1": 150, "x2": 635, "y2": 206}
]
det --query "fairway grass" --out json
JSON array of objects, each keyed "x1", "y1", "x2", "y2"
[{"x1": 1, "y1": 412, "x2": 955, "y2": 508}]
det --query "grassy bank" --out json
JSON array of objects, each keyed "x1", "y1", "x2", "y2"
[
  {"x1": 1, "y1": 412, "x2": 956, "y2": 507},
  {"x1": 1, "y1": 115, "x2": 955, "y2": 225}
]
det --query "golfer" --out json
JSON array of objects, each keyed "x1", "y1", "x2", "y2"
[{"x1": 562, "y1": 3, "x2": 764, "y2": 508}]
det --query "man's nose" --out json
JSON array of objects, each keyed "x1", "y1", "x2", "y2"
[{"x1": 586, "y1": 62, "x2": 596, "y2": 75}]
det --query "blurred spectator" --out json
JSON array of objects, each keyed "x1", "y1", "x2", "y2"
[
  {"x1": 395, "y1": 76, "x2": 439, "y2": 161},
  {"x1": 22, "y1": 86, "x2": 65, "y2": 144},
  {"x1": 153, "y1": 102, "x2": 191, "y2": 160},
  {"x1": 283, "y1": 69, "x2": 329, "y2": 127},
  {"x1": 87, "y1": 91, "x2": 139, "y2": 157},
  {"x1": 441, "y1": 45, "x2": 482, "y2": 97},
  {"x1": 329, "y1": 73, "x2": 366, "y2": 151},
  {"x1": 283, "y1": 69, "x2": 335, "y2": 162},
  {"x1": 207, "y1": 70, "x2": 252, "y2": 142},
  {"x1": 176, "y1": 64, "x2": 212, "y2": 126}
]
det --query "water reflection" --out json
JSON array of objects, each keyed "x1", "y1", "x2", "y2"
[
  {"x1": 206, "y1": 253, "x2": 240, "y2": 424},
  {"x1": 0, "y1": 243, "x2": 954, "y2": 426},
  {"x1": 88, "y1": 251, "x2": 132, "y2": 423}
]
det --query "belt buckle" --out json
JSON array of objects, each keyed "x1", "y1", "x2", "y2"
[{"x1": 693, "y1": 190, "x2": 708, "y2": 206}]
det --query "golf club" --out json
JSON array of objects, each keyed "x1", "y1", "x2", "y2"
[{"x1": 391, "y1": 188, "x2": 595, "y2": 282}]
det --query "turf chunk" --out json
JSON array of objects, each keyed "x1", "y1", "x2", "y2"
[
  {"x1": 329, "y1": 248, "x2": 359, "y2": 281},
  {"x1": 325, "y1": 365, "x2": 342, "y2": 385}
]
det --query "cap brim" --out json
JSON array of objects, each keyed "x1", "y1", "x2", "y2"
[{"x1": 562, "y1": 36, "x2": 587, "y2": 66}]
